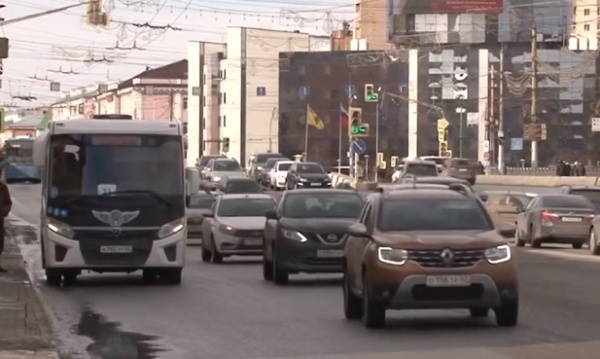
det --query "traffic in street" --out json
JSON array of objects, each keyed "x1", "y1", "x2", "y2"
[{"x1": 8, "y1": 182, "x2": 600, "y2": 359}]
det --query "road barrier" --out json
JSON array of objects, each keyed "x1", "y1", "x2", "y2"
[{"x1": 475, "y1": 175, "x2": 600, "y2": 187}]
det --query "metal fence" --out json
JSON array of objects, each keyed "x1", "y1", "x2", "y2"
[{"x1": 489, "y1": 167, "x2": 600, "y2": 176}]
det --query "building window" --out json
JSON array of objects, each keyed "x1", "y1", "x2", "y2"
[
  {"x1": 573, "y1": 7, "x2": 576, "y2": 15},
  {"x1": 218, "y1": 93, "x2": 222, "y2": 104},
  {"x1": 203, "y1": 74, "x2": 206, "y2": 85},
  {"x1": 183, "y1": 122, "x2": 188, "y2": 134},
  {"x1": 202, "y1": 96, "x2": 206, "y2": 107},
  {"x1": 256, "y1": 87, "x2": 266, "y2": 96},
  {"x1": 584, "y1": 8, "x2": 590, "y2": 15},
  {"x1": 223, "y1": 92, "x2": 226, "y2": 104},
  {"x1": 218, "y1": 116, "x2": 221, "y2": 127},
  {"x1": 222, "y1": 69, "x2": 226, "y2": 79},
  {"x1": 585, "y1": 24, "x2": 590, "y2": 31},
  {"x1": 203, "y1": 118, "x2": 206, "y2": 130},
  {"x1": 78, "y1": 104, "x2": 84, "y2": 114},
  {"x1": 223, "y1": 115, "x2": 226, "y2": 127},
  {"x1": 183, "y1": 97, "x2": 188, "y2": 110}
]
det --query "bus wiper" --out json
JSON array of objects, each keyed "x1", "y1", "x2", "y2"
[{"x1": 103, "y1": 190, "x2": 173, "y2": 207}]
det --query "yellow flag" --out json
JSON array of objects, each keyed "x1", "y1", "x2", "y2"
[{"x1": 306, "y1": 104, "x2": 325, "y2": 130}]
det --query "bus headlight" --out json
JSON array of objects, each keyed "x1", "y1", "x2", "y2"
[
  {"x1": 158, "y1": 218, "x2": 185, "y2": 239},
  {"x1": 47, "y1": 218, "x2": 74, "y2": 239}
]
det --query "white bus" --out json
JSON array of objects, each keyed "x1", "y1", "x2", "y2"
[{"x1": 33, "y1": 115, "x2": 189, "y2": 286}]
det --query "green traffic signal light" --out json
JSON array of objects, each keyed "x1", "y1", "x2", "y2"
[{"x1": 351, "y1": 125, "x2": 367, "y2": 135}]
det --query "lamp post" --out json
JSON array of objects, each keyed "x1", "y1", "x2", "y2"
[{"x1": 455, "y1": 106, "x2": 467, "y2": 157}]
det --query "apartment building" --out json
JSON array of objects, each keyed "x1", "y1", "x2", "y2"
[{"x1": 571, "y1": 0, "x2": 600, "y2": 50}]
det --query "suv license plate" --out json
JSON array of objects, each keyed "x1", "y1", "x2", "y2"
[
  {"x1": 310, "y1": 183, "x2": 321, "y2": 186},
  {"x1": 100, "y1": 246, "x2": 132, "y2": 254},
  {"x1": 244, "y1": 238, "x2": 262, "y2": 246},
  {"x1": 317, "y1": 249, "x2": 344, "y2": 258},
  {"x1": 426, "y1": 275, "x2": 471, "y2": 287}
]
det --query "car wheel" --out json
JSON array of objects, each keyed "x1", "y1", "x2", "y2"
[
  {"x1": 262, "y1": 243, "x2": 273, "y2": 281},
  {"x1": 515, "y1": 229, "x2": 525, "y2": 247},
  {"x1": 162, "y1": 268, "x2": 182, "y2": 285},
  {"x1": 343, "y1": 268, "x2": 362, "y2": 320},
  {"x1": 469, "y1": 308, "x2": 489, "y2": 318},
  {"x1": 361, "y1": 274, "x2": 386, "y2": 328},
  {"x1": 572, "y1": 243, "x2": 583, "y2": 249},
  {"x1": 201, "y1": 242, "x2": 212, "y2": 262},
  {"x1": 494, "y1": 298, "x2": 518, "y2": 327},
  {"x1": 529, "y1": 225, "x2": 542, "y2": 248},
  {"x1": 590, "y1": 229, "x2": 600, "y2": 255},
  {"x1": 45, "y1": 269, "x2": 62, "y2": 287},
  {"x1": 142, "y1": 269, "x2": 158, "y2": 283},
  {"x1": 210, "y1": 236, "x2": 223, "y2": 264},
  {"x1": 272, "y1": 248, "x2": 289, "y2": 285},
  {"x1": 63, "y1": 272, "x2": 78, "y2": 286}
]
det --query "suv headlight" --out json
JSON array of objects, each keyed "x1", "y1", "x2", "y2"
[
  {"x1": 282, "y1": 229, "x2": 307, "y2": 242},
  {"x1": 158, "y1": 218, "x2": 185, "y2": 239},
  {"x1": 378, "y1": 247, "x2": 408, "y2": 265},
  {"x1": 219, "y1": 224, "x2": 236, "y2": 235},
  {"x1": 212, "y1": 176, "x2": 221, "y2": 182},
  {"x1": 485, "y1": 244, "x2": 511, "y2": 264},
  {"x1": 47, "y1": 218, "x2": 74, "y2": 239}
]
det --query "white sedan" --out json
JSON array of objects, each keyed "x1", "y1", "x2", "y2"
[
  {"x1": 200, "y1": 193, "x2": 277, "y2": 263},
  {"x1": 268, "y1": 160, "x2": 294, "y2": 190}
]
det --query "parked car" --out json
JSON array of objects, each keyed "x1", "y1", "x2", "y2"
[
  {"x1": 268, "y1": 160, "x2": 294, "y2": 190},
  {"x1": 285, "y1": 162, "x2": 331, "y2": 189},
  {"x1": 186, "y1": 192, "x2": 217, "y2": 245}
]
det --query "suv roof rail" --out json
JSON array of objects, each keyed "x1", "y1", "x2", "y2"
[{"x1": 448, "y1": 183, "x2": 476, "y2": 198}]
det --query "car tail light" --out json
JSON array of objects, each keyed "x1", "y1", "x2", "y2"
[{"x1": 541, "y1": 211, "x2": 559, "y2": 221}]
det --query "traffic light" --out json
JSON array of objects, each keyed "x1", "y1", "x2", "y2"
[
  {"x1": 365, "y1": 84, "x2": 378, "y2": 102},
  {"x1": 439, "y1": 141, "x2": 448, "y2": 157},
  {"x1": 349, "y1": 107, "x2": 369, "y2": 137},
  {"x1": 222, "y1": 137, "x2": 230, "y2": 153}
]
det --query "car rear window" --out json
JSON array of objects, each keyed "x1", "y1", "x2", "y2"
[
  {"x1": 225, "y1": 180, "x2": 262, "y2": 193},
  {"x1": 452, "y1": 159, "x2": 478, "y2": 167},
  {"x1": 200, "y1": 156, "x2": 224, "y2": 166},
  {"x1": 378, "y1": 199, "x2": 492, "y2": 231},
  {"x1": 256, "y1": 154, "x2": 283, "y2": 163},
  {"x1": 283, "y1": 193, "x2": 363, "y2": 218},
  {"x1": 188, "y1": 195, "x2": 215, "y2": 208},
  {"x1": 405, "y1": 164, "x2": 438, "y2": 176},
  {"x1": 541, "y1": 195, "x2": 594, "y2": 209},
  {"x1": 487, "y1": 194, "x2": 534, "y2": 207}
]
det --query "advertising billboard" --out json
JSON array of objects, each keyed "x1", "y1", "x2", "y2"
[{"x1": 403, "y1": 0, "x2": 503, "y2": 14}]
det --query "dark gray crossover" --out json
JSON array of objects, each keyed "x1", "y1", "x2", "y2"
[{"x1": 262, "y1": 189, "x2": 364, "y2": 284}]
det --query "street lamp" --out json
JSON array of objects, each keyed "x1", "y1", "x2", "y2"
[{"x1": 455, "y1": 106, "x2": 467, "y2": 157}]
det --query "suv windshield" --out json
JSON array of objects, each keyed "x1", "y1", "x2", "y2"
[
  {"x1": 189, "y1": 194, "x2": 216, "y2": 208},
  {"x1": 541, "y1": 195, "x2": 593, "y2": 209},
  {"x1": 217, "y1": 198, "x2": 276, "y2": 217},
  {"x1": 379, "y1": 199, "x2": 492, "y2": 231},
  {"x1": 283, "y1": 193, "x2": 363, "y2": 218},
  {"x1": 405, "y1": 164, "x2": 438, "y2": 176},
  {"x1": 297, "y1": 163, "x2": 324, "y2": 174},
  {"x1": 214, "y1": 160, "x2": 241, "y2": 171},
  {"x1": 224, "y1": 179, "x2": 262, "y2": 193}
]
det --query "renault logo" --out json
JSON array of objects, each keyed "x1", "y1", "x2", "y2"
[{"x1": 440, "y1": 248, "x2": 454, "y2": 266}]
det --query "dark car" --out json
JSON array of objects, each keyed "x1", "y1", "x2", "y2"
[
  {"x1": 286, "y1": 162, "x2": 331, "y2": 189},
  {"x1": 260, "y1": 157, "x2": 288, "y2": 186},
  {"x1": 186, "y1": 192, "x2": 217, "y2": 243},
  {"x1": 263, "y1": 189, "x2": 364, "y2": 284},
  {"x1": 249, "y1": 152, "x2": 285, "y2": 181},
  {"x1": 560, "y1": 185, "x2": 600, "y2": 210},
  {"x1": 216, "y1": 176, "x2": 263, "y2": 194},
  {"x1": 343, "y1": 183, "x2": 518, "y2": 328}
]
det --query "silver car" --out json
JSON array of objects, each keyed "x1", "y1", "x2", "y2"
[
  {"x1": 201, "y1": 193, "x2": 277, "y2": 263},
  {"x1": 515, "y1": 194, "x2": 596, "y2": 249},
  {"x1": 186, "y1": 192, "x2": 217, "y2": 245},
  {"x1": 205, "y1": 158, "x2": 245, "y2": 187}
]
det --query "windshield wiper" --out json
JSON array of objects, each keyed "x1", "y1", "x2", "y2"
[{"x1": 103, "y1": 190, "x2": 173, "y2": 207}]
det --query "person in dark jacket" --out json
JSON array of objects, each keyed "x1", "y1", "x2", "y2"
[
  {"x1": 562, "y1": 162, "x2": 572, "y2": 176},
  {"x1": 556, "y1": 160, "x2": 565, "y2": 176},
  {"x1": 0, "y1": 178, "x2": 12, "y2": 273}
]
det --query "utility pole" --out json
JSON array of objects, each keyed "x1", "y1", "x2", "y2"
[
  {"x1": 169, "y1": 89, "x2": 174, "y2": 122},
  {"x1": 486, "y1": 65, "x2": 495, "y2": 171},
  {"x1": 497, "y1": 44, "x2": 505, "y2": 172},
  {"x1": 530, "y1": 26, "x2": 538, "y2": 168}
]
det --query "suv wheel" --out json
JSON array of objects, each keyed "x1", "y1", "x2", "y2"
[
  {"x1": 515, "y1": 230, "x2": 525, "y2": 247},
  {"x1": 590, "y1": 229, "x2": 600, "y2": 255},
  {"x1": 262, "y1": 245, "x2": 273, "y2": 281},
  {"x1": 45, "y1": 269, "x2": 62, "y2": 287},
  {"x1": 361, "y1": 274, "x2": 386, "y2": 328},
  {"x1": 343, "y1": 269, "x2": 362, "y2": 320},
  {"x1": 210, "y1": 236, "x2": 223, "y2": 264},
  {"x1": 272, "y1": 249, "x2": 289, "y2": 285},
  {"x1": 494, "y1": 298, "x2": 518, "y2": 327},
  {"x1": 469, "y1": 308, "x2": 489, "y2": 318},
  {"x1": 572, "y1": 243, "x2": 583, "y2": 249}
]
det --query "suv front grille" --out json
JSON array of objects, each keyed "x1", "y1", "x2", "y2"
[{"x1": 407, "y1": 249, "x2": 485, "y2": 268}]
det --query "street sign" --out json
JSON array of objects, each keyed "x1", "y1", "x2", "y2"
[
  {"x1": 345, "y1": 84, "x2": 356, "y2": 97},
  {"x1": 523, "y1": 123, "x2": 547, "y2": 141},
  {"x1": 437, "y1": 118, "x2": 449, "y2": 130},
  {"x1": 351, "y1": 139, "x2": 367, "y2": 154},
  {"x1": 593, "y1": 117, "x2": 600, "y2": 132},
  {"x1": 299, "y1": 85, "x2": 310, "y2": 97}
]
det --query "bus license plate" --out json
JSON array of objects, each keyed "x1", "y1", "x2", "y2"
[{"x1": 100, "y1": 246, "x2": 133, "y2": 254}]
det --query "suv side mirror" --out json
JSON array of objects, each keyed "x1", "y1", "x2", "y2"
[
  {"x1": 264, "y1": 209, "x2": 278, "y2": 220},
  {"x1": 347, "y1": 223, "x2": 368, "y2": 237}
]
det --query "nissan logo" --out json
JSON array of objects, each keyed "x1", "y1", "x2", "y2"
[{"x1": 111, "y1": 229, "x2": 122, "y2": 237}]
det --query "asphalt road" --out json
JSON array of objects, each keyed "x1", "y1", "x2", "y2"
[{"x1": 9, "y1": 183, "x2": 600, "y2": 359}]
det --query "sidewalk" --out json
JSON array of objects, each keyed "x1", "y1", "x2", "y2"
[{"x1": 0, "y1": 223, "x2": 60, "y2": 359}]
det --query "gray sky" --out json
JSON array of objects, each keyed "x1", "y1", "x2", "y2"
[{"x1": 1, "y1": 0, "x2": 352, "y2": 109}]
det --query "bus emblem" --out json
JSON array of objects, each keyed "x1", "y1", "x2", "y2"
[{"x1": 92, "y1": 210, "x2": 140, "y2": 227}]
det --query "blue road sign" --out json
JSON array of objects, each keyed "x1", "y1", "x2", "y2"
[
  {"x1": 299, "y1": 85, "x2": 310, "y2": 97},
  {"x1": 352, "y1": 139, "x2": 367, "y2": 154},
  {"x1": 345, "y1": 84, "x2": 356, "y2": 97},
  {"x1": 510, "y1": 137, "x2": 523, "y2": 150}
]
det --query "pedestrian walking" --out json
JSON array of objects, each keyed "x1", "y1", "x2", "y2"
[{"x1": 0, "y1": 177, "x2": 13, "y2": 273}]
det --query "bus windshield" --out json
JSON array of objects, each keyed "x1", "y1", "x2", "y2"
[
  {"x1": 4, "y1": 139, "x2": 34, "y2": 164},
  {"x1": 47, "y1": 134, "x2": 184, "y2": 204}
]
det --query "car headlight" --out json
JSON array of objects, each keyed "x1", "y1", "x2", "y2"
[
  {"x1": 485, "y1": 244, "x2": 511, "y2": 264},
  {"x1": 377, "y1": 247, "x2": 408, "y2": 265},
  {"x1": 158, "y1": 217, "x2": 185, "y2": 239},
  {"x1": 324, "y1": 177, "x2": 331, "y2": 182},
  {"x1": 219, "y1": 224, "x2": 237, "y2": 235},
  {"x1": 257, "y1": 166, "x2": 263, "y2": 170},
  {"x1": 47, "y1": 218, "x2": 74, "y2": 239},
  {"x1": 282, "y1": 229, "x2": 307, "y2": 242},
  {"x1": 212, "y1": 176, "x2": 221, "y2": 182},
  {"x1": 299, "y1": 178, "x2": 308, "y2": 182}
]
